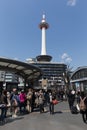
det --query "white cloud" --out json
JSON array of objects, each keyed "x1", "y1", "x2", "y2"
[
  {"x1": 61, "y1": 53, "x2": 68, "y2": 59},
  {"x1": 61, "y1": 53, "x2": 72, "y2": 64},
  {"x1": 65, "y1": 57, "x2": 72, "y2": 63},
  {"x1": 67, "y1": 0, "x2": 77, "y2": 6}
]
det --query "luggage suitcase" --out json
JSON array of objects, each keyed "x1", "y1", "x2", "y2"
[{"x1": 71, "y1": 106, "x2": 78, "y2": 114}]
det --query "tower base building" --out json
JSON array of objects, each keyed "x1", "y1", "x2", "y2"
[{"x1": 27, "y1": 59, "x2": 67, "y2": 90}]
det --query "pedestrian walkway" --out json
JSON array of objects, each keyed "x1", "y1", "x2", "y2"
[{"x1": 0, "y1": 101, "x2": 87, "y2": 130}]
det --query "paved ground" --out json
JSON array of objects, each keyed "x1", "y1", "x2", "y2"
[{"x1": 0, "y1": 101, "x2": 87, "y2": 130}]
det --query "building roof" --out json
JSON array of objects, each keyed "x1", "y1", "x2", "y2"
[
  {"x1": 71, "y1": 66, "x2": 87, "y2": 82},
  {"x1": 0, "y1": 57, "x2": 42, "y2": 82}
]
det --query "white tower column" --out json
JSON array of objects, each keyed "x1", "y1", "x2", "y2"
[{"x1": 41, "y1": 27, "x2": 46, "y2": 55}]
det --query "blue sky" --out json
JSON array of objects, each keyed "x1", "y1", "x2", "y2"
[{"x1": 0, "y1": 0, "x2": 87, "y2": 70}]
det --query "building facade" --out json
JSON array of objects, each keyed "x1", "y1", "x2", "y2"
[
  {"x1": 71, "y1": 66, "x2": 87, "y2": 93},
  {"x1": 27, "y1": 59, "x2": 67, "y2": 90}
]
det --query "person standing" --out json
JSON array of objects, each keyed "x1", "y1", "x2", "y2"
[
  {"x1": 11, "y1": 89, "x2": 20, "y2": 118},
  {"x1": 26, "y1": 88, "x2": 33, "y2": 113},
  {"x1": 79, "y1": 92, "x2": 87, "y2": 123},
  {"x1": 19, "y1": 90, "x2": 26, "y2": 114},
  {"x1": 67, "y1": 89, "x2": 75, "y2": 110},
  {"x1": 0, "y1": 90, "x2": 8, "y2": 123},
  {"x1": 49, "y1": 92, "x2": 54, "y2": 114},
  {"x1": 38, "y1": 94, "x2": 44, "y2": 113}
]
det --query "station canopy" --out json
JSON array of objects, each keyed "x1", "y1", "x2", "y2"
[{"x1": 0, "y1": 57, "x2": 42, "y2": 82}]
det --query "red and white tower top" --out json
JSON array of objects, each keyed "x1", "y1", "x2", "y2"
[{"x1": 39, "y1": 14, "x2": 49, "y2": 30}]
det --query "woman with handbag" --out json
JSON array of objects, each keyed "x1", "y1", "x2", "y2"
[{"x1": 49, "y1": 93, "x2": 55, "y2": 114}]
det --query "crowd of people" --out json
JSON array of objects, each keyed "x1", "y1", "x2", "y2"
[
  {"x1": 0, "y1": 88, "x2": 59, "y2": 124},
  {"x1": 0, "y1": 88, "x2": 87, "y2": 125}
]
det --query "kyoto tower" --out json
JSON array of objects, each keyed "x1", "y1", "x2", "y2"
[{"x1": 36, "y1": 14, "x2": 52, "y2": 62}]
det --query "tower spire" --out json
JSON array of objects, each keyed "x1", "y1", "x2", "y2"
[{"x1": 42, "y1": 14, "x2": 45, "y2": 22}]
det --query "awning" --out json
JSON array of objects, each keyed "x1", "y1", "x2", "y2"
[{"x1": 0, "y1": 57, "x2": 42, "y2": 82}]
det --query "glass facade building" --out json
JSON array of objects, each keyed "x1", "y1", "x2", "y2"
[{"x1": 27, "y1": 59, "x2": 67, "y2": 90}]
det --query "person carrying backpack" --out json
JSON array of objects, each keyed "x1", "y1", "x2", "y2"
[
  {"x1": 11, "y1": 89, "x2": 20, "y2": 118},
  {"x1": 79, "y1": 92, "x2": 87, "y2": 123}
]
